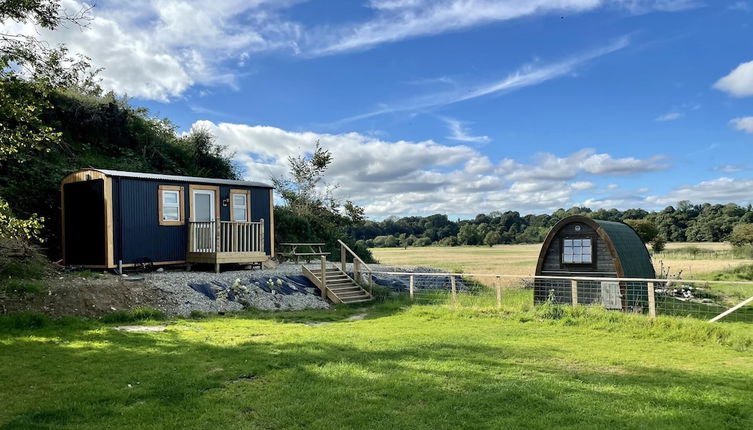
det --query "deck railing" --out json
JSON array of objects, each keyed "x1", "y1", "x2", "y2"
[{"x1": 188, "y1": 219, "x2": 264, "y2": 254}]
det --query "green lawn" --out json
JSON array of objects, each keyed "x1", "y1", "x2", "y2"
[{"x1": 1, "y1": 301, "x2": 753, "y2": 429}]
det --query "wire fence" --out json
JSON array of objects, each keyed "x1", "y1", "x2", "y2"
[{"x1": 367, "y1": 271, "x2": 753, "y2": 324}]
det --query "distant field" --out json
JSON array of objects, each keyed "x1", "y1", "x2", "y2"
[{"x1": 372, "y1": 242, "x2": 753, "y2": 277}]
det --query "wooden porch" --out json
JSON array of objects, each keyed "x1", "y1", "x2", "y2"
[{"x1": 187, "y1": 219, "x2": 267, "y2": 272}]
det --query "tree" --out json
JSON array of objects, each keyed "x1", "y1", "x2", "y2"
[
  {"x1": 651, "y1": 236, "x2": 666, "y2": 253},
  {"x1": 483, "y1": 231, "x2": 501, "y2": 247},
  {"x1": 624, "y1": 219, "x2": 658, "y2": 244},
  {"x1": 729, "y1": 224, "x2": 753, "y2": 247}
]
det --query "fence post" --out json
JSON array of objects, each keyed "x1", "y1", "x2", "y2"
[
  {"x1": 570, "y1": 280, "x2": 578, "y2": 306},
  {"x1": 409, "y1": 275, "x2": 414, "y2": 301},
  {"x1": 495, "y1": 275, "x2": 502, "y2": 310},
  {"x1": 450, "y1": 275, "x2": 457, "y2": 307},
  {"x1": 214, "y1": 218, "x2": 221, "y2": 273},
  {"x1": 341, "y1": 243, "x2": 346, "y2": 272},
  {"x1": 647, "y1": 282, "x2": 656, "y2": 318},
  {"x1": 354, "y1": 259, "x2": 361, "y2": 284},
  {"x1": 320, "y1": 255, "x2": 328, "y2": 301}
]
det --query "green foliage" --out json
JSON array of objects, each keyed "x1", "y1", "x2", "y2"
[
  {"x1": 0, "y1": 312, "x2": 52, "y2": 330},
  {"x1": 651, "y1": 235, "x2": 666, "y2": 253},
  {"x1": 729, "y1": 223, "x2": 753, "y2": 248},
  {"x1": 483, "y1": 230, "x2": 501, "y2": 247},
  {"x1": 0, "y1": 197, "x2": 44, "y2": 241},
  {"x1": 271, "y1": 143, "x2": 373, "y2": 263},
  {"x1": 0, "y1": 278, "x2": 44, "y2": 294},
  {"x1": 100, "y1": 307, "x2": 165, "y2": 324},
  {"x1": 624, "y1": 219, "x2": 658, "y2": 243},
  {"x1": 353, "y1": 203, "x2": 753, "y2": 248}
]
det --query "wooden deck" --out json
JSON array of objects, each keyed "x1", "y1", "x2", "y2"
[{"x1": 187, "y1": 219, "x2": 267, "y2": 272}]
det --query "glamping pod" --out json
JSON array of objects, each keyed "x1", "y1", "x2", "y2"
[
  {"x1": 61, "y1": 169, "x2": 274, "y2": 272},
  {"x1": 534, "y1": 215, "x2": 655, "y2": 311}
]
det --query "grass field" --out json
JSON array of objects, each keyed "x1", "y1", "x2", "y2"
[
  {"x1": 1, "y1": 302, "x2": 753, "y2": 429},
  {"x1": 371, "y1": 242, "x2": 753, "y2": 277}
]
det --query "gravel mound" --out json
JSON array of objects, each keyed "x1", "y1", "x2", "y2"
[{"x1": 144, "y1": 264, "x2": 329, "y2": 316}]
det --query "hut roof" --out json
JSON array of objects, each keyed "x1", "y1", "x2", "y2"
[
  {"x1": 92, "y1": 169, "x2": 273, "y2": 188},
  {"x1": 592, "y1": 219, "x2": 655, "y2": 278}
]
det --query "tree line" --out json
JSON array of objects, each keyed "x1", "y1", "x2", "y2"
[{"x1": 347, "y1": 202, "x2": 753, "y2": 248}]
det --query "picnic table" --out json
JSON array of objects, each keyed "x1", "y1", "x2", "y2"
[{"x1": 277, "y1": 242, "x2": 330, "y2": 263}]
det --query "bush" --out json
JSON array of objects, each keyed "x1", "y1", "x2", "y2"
[
  {"x1": 651, "y1": 236, "x2": 666, "y2": 253},
  {"x1": 0, "y1": 279, "x2": 45, "y2": 294},
  {"x1": 100, "y1": 307, "x2": 165, "y2": 324},
  {"x1": 438, "y1": 236, "x2": 459, "y2": 247},
  {"x1": 0, "y1": 312, "x2": 52, "y2": 330},
  {"x1": 414, "y1": 237, "x2": 432, "y2": 247}
]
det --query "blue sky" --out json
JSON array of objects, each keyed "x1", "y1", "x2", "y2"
[{"x1": 15, "y1": 0, "x2": 753, "y2": 218}]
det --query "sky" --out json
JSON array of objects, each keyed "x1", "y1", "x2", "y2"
[{"x1": 10, "y1": 0, "x2": 753, "y2": 218}]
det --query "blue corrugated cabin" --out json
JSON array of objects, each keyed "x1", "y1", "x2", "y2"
[{"x1": 61, "y1": 168, "x2": 274, "y2": 272}]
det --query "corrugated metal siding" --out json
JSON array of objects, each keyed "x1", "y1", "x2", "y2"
[
  {"x1": 116, "y1": 180, "x2": 272, "y2": 263},
  {"x1": 119, "y1": 178, "x2": 187, "y2": 264},
  {"x1": 250, "y1": 187, "x2": 272, "y2": 254}
]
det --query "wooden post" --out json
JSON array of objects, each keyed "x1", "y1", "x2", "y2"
[
  {"x1": 450, "y1": 275, "x2": 457, "y2": 307},
  {"x1": 495, "y1": 275, "x2": 502, "y2": 310},
  {"x1": 570, "y1": 280, "x2": 578, "y2": 306},
  {"x1": 647, "y1": 282, "x2": 656, "y2": 318},
  {"x1": 354, "y1": 259, "x2": 361, "y2": 284},
  {"x1": 368, "y1": 271, "x2": 373, "y2": 296},
  {"x1": 320, "y1": 255, "x2": 328, "y2": 301},
  {"x1": 409, "y1": 275, "x2": 414, "y2": 300},
  {"x1": 214, "y1": 218, "x2": 221, "y2": 273},
  {"x1": 259, "y1": 218, "x2": 265, "y2": 255},
  {"x1": 341, "y1": 243, "x2": 346, "y2": 272}
]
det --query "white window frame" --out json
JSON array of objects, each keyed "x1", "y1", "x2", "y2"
[{"x1": 562, "y1": 238, "x2": 593, "y2": 264}]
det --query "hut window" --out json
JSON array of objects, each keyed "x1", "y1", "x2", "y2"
[
  {"x1": 230, "y1": 190, "x2": 249, "y2": 222},
  {"x1": 562, "y1": 238, "x2": 592, "y2": 264},
  {"x1": 158, "y1": 185, "x2": 184, "y2": 226}
]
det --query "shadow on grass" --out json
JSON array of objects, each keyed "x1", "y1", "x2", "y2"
[{"x1": 1, "y1": 312, "x2": 752, "y2": 430}]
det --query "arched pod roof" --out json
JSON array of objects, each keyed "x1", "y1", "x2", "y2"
[{"x1": 535, "y1": 215, "x2": 656, "y2": 278}]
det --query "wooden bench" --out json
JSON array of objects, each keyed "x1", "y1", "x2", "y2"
[{"x1": 277, "y1": 242, "x2": 330, "y2": 263}]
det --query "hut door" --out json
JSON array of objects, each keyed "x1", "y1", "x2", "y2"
[
  {"x1": 192, "y1": 190, "x2": 216, "y2": 222},
  {"x1": 191, "y1": 189, "x2": 216, "y2": 252},
  {"x1": 600, "y1": 281, "x2": 622, "y2": 309}
]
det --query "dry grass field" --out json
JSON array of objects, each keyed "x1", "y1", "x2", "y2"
[{"x1": 372, "y1": 242, "x2": 753, "y2": 278}]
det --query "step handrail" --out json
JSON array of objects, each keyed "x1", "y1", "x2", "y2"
[{"x1": 337, "y1": 239, "x2": 373, "y2": 295}]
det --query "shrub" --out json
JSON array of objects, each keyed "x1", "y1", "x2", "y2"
[
  {"x1": 101, "y1": 307, "x2": 165, "y2": 324},
  {"x1": 414, "y1": 237, "x2": 432, "y2": 247},
  {"x1": 0, "y1": 312, "x2": 52, "y2": 330},
  {"x1": 0, "y1": 279, "x2": 45, "y2": 294},
  {"x1": 651, "y1": 236, "x2": 666, "y2": 253}
]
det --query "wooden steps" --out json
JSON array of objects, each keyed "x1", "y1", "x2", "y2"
[{"x1": 303, "y1": 265, "x2": 373, "y2": 304}]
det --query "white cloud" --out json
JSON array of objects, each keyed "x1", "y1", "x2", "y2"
[
  {"x1": 714, "y1": 60, "x2": 753, "y2": 98},
  {"x1": 307, "y1": 0, "x2": 693, "y2": 56},
  {"x1": 729, "y1": 116, "x2": 753, "y2": 134},
  {"x1": 441, "y1": 117, "x2": 490, "y2": 144},
  {"x1": 655, "y1": 112, "x2": 682, "y2": 121},
  {"x1": 336, "y1": 37, "x2": 629, "y2": 123},
  {"x1": 192, "y1": 120, "x2": 672, "y2": 217},
  {"x1": 506, "y1": 149, "x2": 668, "y2": 181},
  {"x1": 647, "y1": 177, "x2": 753, "y2": 206},
  {"x1": 2, "y1": 0, "x2": 302, "y2": 101},
  {"x1": 2, "y1": 0, "x2": 692, "y2": 100}
]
